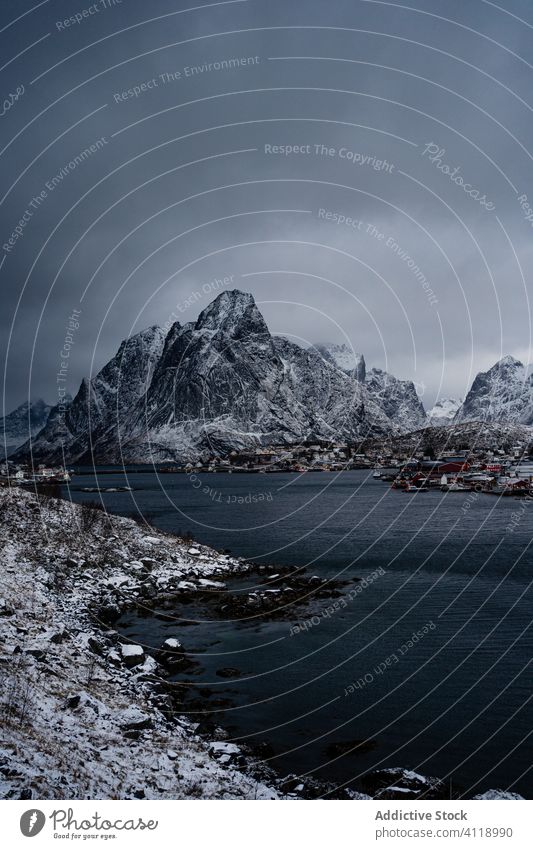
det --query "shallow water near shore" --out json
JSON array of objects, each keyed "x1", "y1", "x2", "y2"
[{"x1": 65, "y1": 469, "x2": 533, "y2": 797}]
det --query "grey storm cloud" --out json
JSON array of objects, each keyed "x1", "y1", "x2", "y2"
[{"x1": 1, "y1": 0, "x2": 532, "y2": 415}]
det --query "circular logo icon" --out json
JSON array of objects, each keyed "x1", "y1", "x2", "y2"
[{"x1": 20, "y1": 810, "x2": 46, "y2": 837}]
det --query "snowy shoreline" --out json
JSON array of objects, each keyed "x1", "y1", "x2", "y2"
[
  {"x1": 0, "y1": 488, "x2": 288, "y2": 800},
  {"x1": 0, "y1": 489, "x2": 522, "y2": 801}
]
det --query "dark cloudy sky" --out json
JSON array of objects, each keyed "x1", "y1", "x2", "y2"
[{"x1": 1, "y1": 0, "x2": 533, "y2": 414}]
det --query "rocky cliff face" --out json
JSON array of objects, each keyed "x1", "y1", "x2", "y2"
[
  {"x1": 454, "y1": 356, "x2": 533, "y2": 424},
  {"x1": 14, "y1": 291, "x2": 428, "y2": 464},
  {"x1": 365, "y1": 367, "x2": 427, "y2": 432}
]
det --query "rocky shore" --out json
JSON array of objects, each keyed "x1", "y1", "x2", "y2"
[{"x1": 0, "y1": 489, "x2": 523, "y2": 801}]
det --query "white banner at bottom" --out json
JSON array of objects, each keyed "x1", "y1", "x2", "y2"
[{"x1": 2, "y1": 799, "x2": 530, "y2": 848}]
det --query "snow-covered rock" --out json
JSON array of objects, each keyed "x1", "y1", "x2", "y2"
[
  {"x1": 472, "y1": 789, "x2": 525, "y2": 800},
  {"x1": 120, "y1": 644, "x2": 145, "y2": 667},
  {"x1": 163, "y1": 637, "x2": 182, "y2": 650},
  {"x1": 208, "y1": 742, "x2": 242, "y2": 765},
  {"x1": 362, "y1": 767, "x2": 445, "y2": 799}
]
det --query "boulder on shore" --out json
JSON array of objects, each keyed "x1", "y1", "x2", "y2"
[{"x1": 120, "y1": 643, "x2": 145, "y2": 668}]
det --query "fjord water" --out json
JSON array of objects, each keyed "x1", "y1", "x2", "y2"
[{"x1": 66, "y1": 470, "x2": 533, "y2": 796}]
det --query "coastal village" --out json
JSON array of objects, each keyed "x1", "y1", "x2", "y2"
[{"x1": 3, "y1": 434, "x2": 533, "y2": 497}]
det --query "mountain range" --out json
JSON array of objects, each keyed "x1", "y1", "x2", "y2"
[{"x1": 6, "y1": 290, "x2": 533, "y2": 464}]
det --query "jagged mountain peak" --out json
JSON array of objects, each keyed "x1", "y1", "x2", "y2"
[
  {"x1": 494, "y1": 354, "x2": 524, "y2": 369},
  {"x1": 195, "y1": 289, "x2": 269, "y2": 339}
]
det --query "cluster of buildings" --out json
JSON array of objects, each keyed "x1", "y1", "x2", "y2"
[
  {"x1": 180, "y1": 442, "x2": 370, "y2": 474},
  {"x1": 0, "y1": 461, "x2": 71, "y2": 487},
  {"x1": 172, "y1": 441, "x2": 533, "y2": 493},
  {"x1": 376, "y1": 450, "x2": 533, "y2": 495}
]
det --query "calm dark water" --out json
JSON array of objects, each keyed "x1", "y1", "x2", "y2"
[{"x1": 65, "y1": 469, "x2": 533, "y2": 797}]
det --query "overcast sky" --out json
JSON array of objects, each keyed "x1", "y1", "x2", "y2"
[{"x1": 1, "y1": 0, "x2": 533, "y2": 414}]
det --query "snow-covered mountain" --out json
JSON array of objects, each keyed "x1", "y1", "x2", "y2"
[
  {"x1": 454, "y1": 356, "x2": 533, "y2": 425},
  {"x1": 426, "y1": 397, "x2": 462, "y2": 427},
  {"x1": 17, "y1": 291, "x2": 427, "y2": 464},
  {"x1": 124, "y1": 292, "x2": 395, "y2": 460},
  {"x1": 0, "y1": 399, "x2": 52, "y2": 458},
  {"x1": 312, "y1": 343, "x2": 366, "y2": 382}
]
